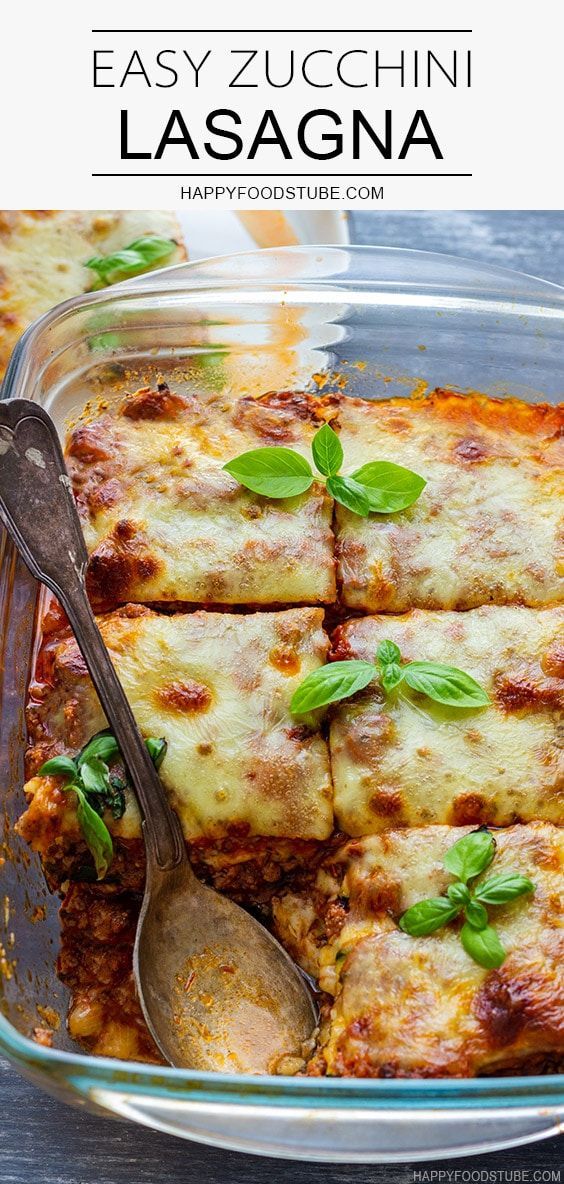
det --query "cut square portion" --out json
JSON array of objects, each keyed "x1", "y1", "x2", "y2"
[
  {"x1": 330, "y1": 607, "x2": 563, "y2": 834},
  {"x1": 335, "y1": 391, "x2": 563, "y2": 611},
  {"x1": 66, "y1": 388, "x2": 337, "y2": 607},
  {"x1": 21, "y1": 606, "x2": 334, "y2": 870},
  {"x1": 273, "y1": 824, "x2": 564, "y2": 1077}
]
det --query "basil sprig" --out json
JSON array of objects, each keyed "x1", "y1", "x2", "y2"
[
  {"x1": 223, "y1": 422, "x2": 425, "y2": 517},
  {"x1": 290, "y1": 638, "x2": 490, "y2": 715},
  {"x1": 39, "y1": 729, "x2": 168, "y2": 879},
  {"x1": 399, "y1": 829, "x2": 535, "y2": 969},
  {"x1": 85, "y1": 236, "x2": 177, "y2": 289}
]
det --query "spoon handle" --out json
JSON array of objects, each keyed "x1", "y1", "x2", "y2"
[{"x1": 0, "y1": 399, "x2": 185, "y2": 872}]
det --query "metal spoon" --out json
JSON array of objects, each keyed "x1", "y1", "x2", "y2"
[{"x1": 0, "y1": 400, "x2": 317, "y2": 1072}]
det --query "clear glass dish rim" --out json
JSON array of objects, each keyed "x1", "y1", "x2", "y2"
[
  {"x1": 3, "y1": 242, "x2": 564, "y2": 404},
  {"x1": 2, "y1": 1015, "x2": 564, "y2": 1106},
  {"x1": 1, "y1": 243, "x2": 562, "y2": 1109}
]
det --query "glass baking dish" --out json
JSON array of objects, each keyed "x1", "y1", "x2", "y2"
[{"x1": 0, "y1": 245, "x2": 563, "y2": 1162}]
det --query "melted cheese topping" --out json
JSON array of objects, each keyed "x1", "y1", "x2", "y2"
[
  {"x1": 335, "y1": 391, "x2": 563, "y2": 610},
  {"x1": 14, "y1": 372, "x2": 564, "y2": 1075},
  {"x1": 67, "y1": 388, "x2": 337, "y2": 606},
  {"x1": 0, "y1": 210, "x2": 185, "y2": 380},
  {"x1": 23, "y1": 606, "x2": 333, "y2": 841},
  {"x1": 330, "y1": 606, "x2": 564, "y2": 834},
  {"x1": 273, "y1": 824, "x2": 564, "y2": 1077}
]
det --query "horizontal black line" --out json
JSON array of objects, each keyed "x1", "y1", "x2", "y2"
[
  {"x1": 91, "y1": 29, "x2": 473, "y2": 35},
  {"x1": 92, "y1": 172, "x2": 473, "y2": 178}
]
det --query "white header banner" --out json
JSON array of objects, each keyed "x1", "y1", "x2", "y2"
[{"x1": 1, "y1": 0, "x2": 561, "y2": 209}]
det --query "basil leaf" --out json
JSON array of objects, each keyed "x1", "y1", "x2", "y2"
[
  {"x1": 290, "y1": 660, "x2": 376, "y2": 714},
  {"x1": 327, "y1": 475, "x2": 371, "y2": 517},
  {"x1": 146, "y1": 736, "x2": 168, "y2": 770},
  {"x1": 311, "y1": 423, "x2": 343, "y2": 477},
  {"x1": 464, "y1": 900, "x2": 489, "y2": 930},
  {"x1": 443, "y1": 830, "x2": 496, "y2": 884},
  {"x1": 446, "y1": 882, "x2": 470, "y2": 907},
  {"x1": 108, "y1": 776, "x2": 127, "y2": 820},
  {"x1": 85, "y1": 236, "x2": 177, "y2": 288},
  {"x1": 404, "y1": 662, "x2": 490, "y2": 708},
  {"x1": 380, "y1": 662, "x2": 404, "y2": 693},
  {"x1": 71, "y1": 786, "x2": 113, "y2": 880},
  {"x1": 77, "y1": 731, "x2": 119, "y2": 768},
  {"x1": 80, "y1": 755, "x2": 112, "y2": 796},
  {"x1": 351, "y1": 461, "x2": 426, "y2": 513},
  {"x1": 223, "y1": 448, "x2": 314, "y2": 498},
  {"x1": 460, "y1": 922, "x2": 506, "y2": 969},
  {"x1": 376, "y1": 639, "x2": 402, "y2": 667},
  {"x1": 399, "y1": 897, "x2": 460, "y2": 937},
  {"x1": 38, "y1": 755, "x2": 78, "y2": 779},
  {"x1": 474, "y1": 873, "x2": 535, "y2": 905}
]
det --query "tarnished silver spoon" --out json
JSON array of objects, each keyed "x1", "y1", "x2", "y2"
[{"x1": 0, "y1": 400, "x2": 317, "y2": 1072}]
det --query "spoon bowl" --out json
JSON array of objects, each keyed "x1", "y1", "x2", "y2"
[
  {"x1": 136, "y1": 858, "x2": 317, "y2": 1072},
  {"x1": 0, "y1": 399, "x2": 317, "y2": 1072}
]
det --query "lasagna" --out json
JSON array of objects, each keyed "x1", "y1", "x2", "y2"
[
  {"x1": 335, "y1": 391, "x2": 563, "y2": 611},
  {"x1": 15, "y1": 376, "x2": 564, "y2": 1076},
  {"x1": 66, "y1": 387, "x2": 337, "y2": 607},
  {"x1": 65, "y1": 385, "x2": 563, "y2": 611},
  {"x1": 330, "y1": 606, "x2": 564, "y2": 834},
  {"x1": 0, "y1": 210, "x2": 186, "y2": 382},
  {"x1": 21, "y1": 605, "x2": 334, "y2": 860},
  {"x1": 273, "y1": 824, "x2": 564, "y2": 1077}
]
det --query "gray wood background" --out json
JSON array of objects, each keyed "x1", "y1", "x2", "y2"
[
  {"x1": 350, "y1": 210, "x2": 564, "y2": 284},
  {"x1": 1, "y1": 211, "x2": 562, "y2": 1182}
]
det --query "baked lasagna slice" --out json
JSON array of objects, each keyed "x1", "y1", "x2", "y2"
[
  {"x1": 330, "y1": 606, "x2": 563, "y2": 834},
  {"x1": 0, "y1": 210, "x2": 186, "y2": 380},
  {"x1": 20, "y1": 605, "x2": 334, "y2": 889},
  {"x1": 66, "y1": 388, "x2": 337, "y2": 606},
  {"x1": 273, "y1": 824, "x2": 564, "y2": 1077},
  {"x1": 335, "y1": 391, "x2": 563, "y2": 610}
]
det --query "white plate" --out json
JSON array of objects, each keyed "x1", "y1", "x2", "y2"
[{"x1": 177, "y1": 210, "x2": 349, "y2": 260}]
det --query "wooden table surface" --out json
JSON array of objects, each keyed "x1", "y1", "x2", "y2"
[
  {"x1": 349, "y1": 209, "x2": 564, "y2": 285},
  {"x1": 1, "y1": 211, "x2": 562, "y2": 1182}
]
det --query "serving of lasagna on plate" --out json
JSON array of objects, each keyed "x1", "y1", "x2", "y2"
[
  {"x1": 0, "y1": 210, "x2": 186, "y2": 382},
  {"x1": 15, "y1": 371, "x2": 563, "y2": 1076}
]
